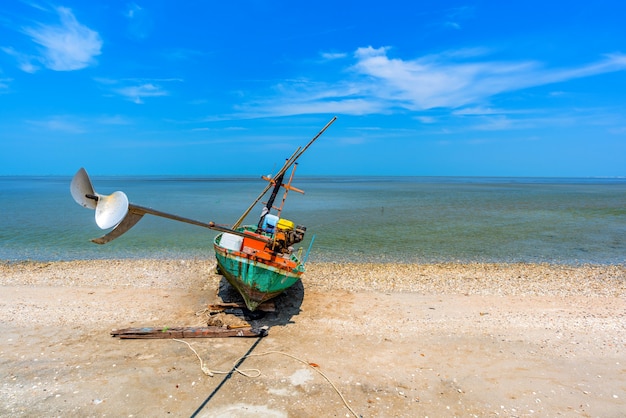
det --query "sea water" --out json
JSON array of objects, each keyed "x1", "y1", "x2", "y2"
[{"x1": 1, "y1": 176, "x2": 625, "y2": 265}]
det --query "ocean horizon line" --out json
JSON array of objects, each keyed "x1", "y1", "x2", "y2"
[{"x1": 2, "y1": 174, "x2": 625, "y2": 182}]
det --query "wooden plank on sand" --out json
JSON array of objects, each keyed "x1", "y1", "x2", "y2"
[{"x1": 111, "y1": 326, "x2": 268, "y2": 339}]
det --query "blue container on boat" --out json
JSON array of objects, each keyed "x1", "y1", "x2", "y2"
[{"x1": 262, "y1": 214, "x2": 279, "y2": 232}]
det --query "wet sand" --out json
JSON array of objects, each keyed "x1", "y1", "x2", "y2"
[{"x1": 1, "y1": 260, "x2": 625, "y2": 417}]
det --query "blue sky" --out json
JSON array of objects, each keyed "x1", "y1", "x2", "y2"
[{"x1": 1, "y1": 1, "x2": 625, "y2": 176}]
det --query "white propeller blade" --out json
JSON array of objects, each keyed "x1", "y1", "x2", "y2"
[
  {"x1": 70, "y1": 168, "x2": 97, "y2": 209},
  {"x1": 95, "y1": 191, "x2": 129, "y2": 229},
  {"x1": 70, "y1": 167, "x2": 130, "y2": 229}
]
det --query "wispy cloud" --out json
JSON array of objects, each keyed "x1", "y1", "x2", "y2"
[
  {"x1": 442, "y1": 109, "x2": 619, "y2": 134},
  {"x1": 352, "y1": 46, "x2": 534, "y2": 109},
  {"x1": 234, "y1": 78, "x2": 388, "y2": 118},
  {"x1": 26, "y1": 115, "x2": 87, "y2": 133},
  {"x1": 25, "y1": 114, "x2": 134, "y2": 133},
  {"x1": 1, "y1": 46, "x2": 40, "y2": 73},
  {"x1": 416, "y1": 116, "x2": 436, "y2": 124},
  {"x1": 0, "y1": 66, "x2": 12, "y2": 90},
  {"x1": 239, "y1": 46, "x2": 626, "y2": 118},
  {"x1": 320, "y1": 51, "x2": 347, "y2": 61},
  {"x1": 96, "y1": 77, "x2": 180, "y2": 103},
  {"x1": 115, "y1": 83, "x2": 167, "y2": 104},
  {"x1": 442, "y1": 6, "x2": 474, "y2": 30},
  {"x1": 20, "y1": 6, "x2": 102, "y2": 71},
  {"x1": 0, "y1": 77, "x2": 13, "y2": 91},
  {"x1": 357, "y1": 47, "x2": 626, "y2": 110},
  {"x1": 124, "y1": 2, "x2": 153, "y2": 40},
  {"x1": 453, "y1": 106, "x2": 505, "y2": 116}
]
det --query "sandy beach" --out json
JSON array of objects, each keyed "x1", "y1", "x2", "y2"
[{"x1": 1, "y1": 259, "x2": 625, "y2": 417}]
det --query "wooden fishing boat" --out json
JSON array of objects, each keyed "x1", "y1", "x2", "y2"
[
  {"x1": 213, "y1": 225, "x2": 306, "y2": 311},
  {"x1": 70, "y1": 117, "x2": 336, "y2": 310},
  {"x1": 213, "y1": 174, "x2": 310, "y2": 310}
]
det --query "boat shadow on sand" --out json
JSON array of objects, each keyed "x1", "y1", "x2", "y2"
[{"x1": 215, "y1": 277, "x2": 305, "y2": 329}]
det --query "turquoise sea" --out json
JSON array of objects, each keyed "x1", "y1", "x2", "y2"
[{"x1": 1, "y1": 176, "x2": 625, "y2": 265}]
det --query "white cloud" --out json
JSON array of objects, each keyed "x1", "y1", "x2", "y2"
[
  {"x1": 453, "y1": 106, "x2": 501, "y2": 115},
  {"x1": 95, "y1": 77, "x2": 179, "y2": 103},
  {"x1": 471, "y1": 115, "x2": 515, "y2": 131},
  {"x1": 320, "y1": 51, "x2": 347, "y2": 60},
  {"x1": 0, "y1": 66, "x2": 11, "y2": 90},
  {"x1": 234, "y1": 78, "x2": 387, "y2": 118},
  {"x1": 22, "y1": 7, "x2": 102, "y2": 71},
  {"x1": 26, "y1": 115, "x2": 87, "y2": 133},
  {"x1": 444, "y1": 22, "x2": 461, "y2": 30},
  {"x1": 115, "y1": 83, "x2": 168, "y2": 104},
  {"x1": 124, "y1": 2, "x2": 142, "y2": 18},
  {"x1": 242, "y1": 46, "x2": 626, "y2": 118},
  {"x1": 416, "y1": 116, "x2": 436, "y2": 124},
  {"x1": 1, "y1": 46, "x2": 40, "y2": 73},
  {"x1": 246, "y1": 98, "x2": 385, "y2": 118},
  {"x1": 124, "y1": 2, "x2": 153, "y2": 40},
  {"x1": 352, "y1": 47, "x2": 626, "y2": 111},
  {"x1": 25, "y1": 114, "x2": 135, "y2": 133},
  {"x1": 351, "y1": 46, "x2": 541, "y2": 109},
  {"x1": 442, "y1": 6, "x2": 474, "y2": 30},
  {"x1": 337, "y1": 136, "x2": 367, "y2": 146},
  {"x1": 0, "y1": 77, "x2": 13, "y2": 90}
]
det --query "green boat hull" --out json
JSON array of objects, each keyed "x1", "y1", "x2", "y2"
[{"x1": 214, "y1": 247, "x2": 304, "y2": 311}]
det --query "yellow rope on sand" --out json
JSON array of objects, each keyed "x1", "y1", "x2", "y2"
[
  {"x1": 173, "y1": 340, "x2": 359, "y2": 418},
  {"x1": 172, "y1": 339, "x2": 261, "y2": 378}
]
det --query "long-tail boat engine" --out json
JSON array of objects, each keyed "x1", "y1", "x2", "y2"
[{"x1": 272, "y1": 219, "x2": 306, "y2": 254}]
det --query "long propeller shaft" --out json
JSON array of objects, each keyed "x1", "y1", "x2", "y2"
[{"x1": 92, "y1": 203, "x2": 269, "y2": 245}]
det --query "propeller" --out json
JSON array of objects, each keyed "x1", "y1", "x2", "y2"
[{"x1": 70, "y1": 168, "x2": 130, "y2": 230}]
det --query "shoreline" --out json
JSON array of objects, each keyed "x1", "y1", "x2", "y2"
[{"x1": 2, "y1": 259, "x2": 624, "y2": 295}]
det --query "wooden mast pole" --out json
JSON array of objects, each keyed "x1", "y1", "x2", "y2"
[{"x1": 232, "y1": 116, "x2": 337, "y2": 229}]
